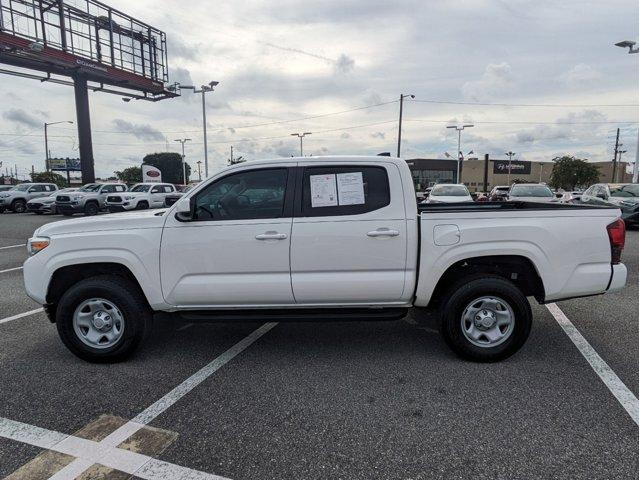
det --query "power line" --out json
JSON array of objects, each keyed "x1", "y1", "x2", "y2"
[{"x1": 409, "y1": 98, "x2": 639, "y2": 108}]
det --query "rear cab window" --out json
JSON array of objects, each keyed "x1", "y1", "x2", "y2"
[{"x1": 300, "y1": 166, "x2": 390, "y2": 217}]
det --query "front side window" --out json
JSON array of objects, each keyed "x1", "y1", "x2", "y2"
[
  {"x1": 193, "y1": 168, "x2": 288, "y2": 221},
  {"x1": 302, "y1": 166, "x2": 390, "y2": 217},
  {"x1": 610, "y1": 184, "x2": 639, "y2": 198},
  {"x1": 131, "y1": 184, "x2": 151, "y2": 193}
]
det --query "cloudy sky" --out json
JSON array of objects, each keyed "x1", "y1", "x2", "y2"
[{"x1": 2, "y1": 0, "x2": 639, "y2": 179}]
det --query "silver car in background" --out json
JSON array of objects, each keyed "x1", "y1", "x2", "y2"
[{"x1": 507, "y1": 184, "x2": 558, "y2": 203}]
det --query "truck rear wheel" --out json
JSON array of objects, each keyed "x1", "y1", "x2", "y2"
[
  {"x1": 55, "y1": 275, "x2": 152, "y2": 363},
  {"x1": 439, "y1": 275, "x2": 532, "y2": 362}
]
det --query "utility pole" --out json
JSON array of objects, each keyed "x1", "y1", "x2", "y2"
[
  {"x1": 505, "y1": 151, "x2": 516, "y2": 184},
  {"x1": 617, "y1": 150, "x2": 627, "y2": 182},
  {"x1": 196, "y1": 161, "x2": 202, "y2": 181},
  {"x1": 612, "y1": 128, "x2": 620, "y2": 183},
  {"x1": 230, "y1": 145, "x2": 233, "y2": 164},
  {"x1": 174, "y1": 138, "x2": 192, "y2": 185},
  {"x1": 483, "y1": 154, "x2": 490, "y2": 193},
  {"x1": 291, "y1": 132, "x2": 312, "y2": 156},
  {"x1": 397, "y1": 94, "x2": 415, "y2": 157},
  {"x1": 44, "y1": 120, "x2": 73, "y2": 172},
  {"x1": 634, "y1": 128, "x2": 639, "y2": 183}
]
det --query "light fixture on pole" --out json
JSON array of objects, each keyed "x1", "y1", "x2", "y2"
[
  {"x1": 172, "y1": 81, "x2": 219, "y2": 178},
  {"x1": 446, "y1": 124, "x2": 474, "y2": 183},
  {"x1": 397, "y1": 94, "x2": 415, "y2": 157},
  {"x1": 174, "y1": 138, "x2": 192, "y2": 185},
  {"x1": 615, "y1": 40, "x2": 639, "y2": 54},
  {"x1": 44, "y1": 120, "x2": 73, "y2": 171},
  {"x1": 291, "y1": 132, "x2": 312, "y2": 156},
  {"x1": 505, "y1": 151, "x2": 516, "y2": 184}
]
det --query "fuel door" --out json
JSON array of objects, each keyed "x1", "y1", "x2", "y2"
[{"x1": 433, "y1": 224, "x2": 461, "y2": 246}]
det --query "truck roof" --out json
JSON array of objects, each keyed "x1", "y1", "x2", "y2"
[{"x1": 226, "y1": 155, "x2": 409, "y2": 168}]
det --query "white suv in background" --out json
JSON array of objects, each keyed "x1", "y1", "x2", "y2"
[
  {"x1": 105, "y1": 183, "x2": 176, "y2": 212},
  {"x1": 0, "y1": 183, "x2": 58, "y2": 213}
]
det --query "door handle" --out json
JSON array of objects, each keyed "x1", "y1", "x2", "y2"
[
  {"x1": 367, "y1": 228, "x2": 400, "y2": 238},
  {"x1": 255, "y1": 231, "x2": 288, "y2": 240}
]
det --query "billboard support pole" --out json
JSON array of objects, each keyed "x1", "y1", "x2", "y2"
[
  {"x1": 483, "y1": 153, "x2": 489, "y2": 193},
  {"x1": 73, "y1": 75, "x2": 96, "y2": 183}
]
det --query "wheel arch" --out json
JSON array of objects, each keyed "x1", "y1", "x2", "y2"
[{"x1": 423, "y1": 255, "x2": 546, "y2": 309}]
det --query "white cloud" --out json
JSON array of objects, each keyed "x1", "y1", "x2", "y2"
[
  {"x1": 461, "y1": 62, "x2": 514, "y2": 101},
  {"x1": 560, "y1": 64, "x2": 602, "y2": 88}
]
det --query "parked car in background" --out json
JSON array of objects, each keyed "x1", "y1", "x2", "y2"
[
  {"x1": 489, "y1": 185, "x2": 510, "y2": 201},
  {"x1": 27, "y1": 188, "x2": 78, "y2": 214},
  {"x1": 56, "y1": 183, "x2": 127, "y2": 216},
  {"x1": 581, "y1": 183, "x2": 639, "y2": 226},
  {"x1": 106, "y1": 183, "x2": 176, "y2": 212},
  {"x1": 0, "y1": 183, "x2": 58, "y2": 213},
  {"x1": 507, "y1": 184, "x2": 557, "y2": 203},
  {"x1": 164, "y1": 185, "x2": 192, "y2": 207},
  {"x1": 425, "y1": 184, "x2": 473, "y2": 203},
  {"x1": 558, "y1": 191, "x2": 583, "y2": 204},
  {"x1": 24, "y1": 155, "x2": 627, "y2": 363}
]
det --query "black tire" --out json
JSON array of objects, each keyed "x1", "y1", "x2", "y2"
[
  {"x1": 439, "y1": 275, "x2": 532, "y2": 362},
  {"x1": 136, "y1": 201, "x2": 149, "y2": 210},
  {"x1": 62, "y1": 211, "x2": 74, "y2": 216},
  {"x1": 0, "y1": 207, "x2": 5, "y2": 214},
  {"x1": 56, "y1": 275, "x2": 152, "y2": 362},
  {"x1": 84, "y1": 201, "x2": 99, "y2": 216},
  {"x1": 11, "y1": 199, "x2": 26, "y2": 213}
]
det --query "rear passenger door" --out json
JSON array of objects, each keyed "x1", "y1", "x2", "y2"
[{"x1": 290, "y1": 163, "x2": 408, "y2": 304}]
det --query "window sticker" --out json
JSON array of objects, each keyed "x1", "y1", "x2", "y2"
[
  {"x1": 310, "y1": 174, "x2": 338, "y2": 207},
  {"x1": 337, "y1": 172, "x2": 365, "y2": 206}
]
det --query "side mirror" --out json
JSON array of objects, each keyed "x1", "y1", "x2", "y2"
[
  {"x1": 174, "y1": 196, "x2": 193, "y2": 222},
  {"x1": 28, "y1": 188, "x2": 37, "y2": 193}
]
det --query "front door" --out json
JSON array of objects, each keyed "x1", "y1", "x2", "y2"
[
  {"x1": 160, "y1": 166, "x2": 295, "y2": 307},
  {"x1": 290, "y1": 163, "x2": 408, "y2": 304}
]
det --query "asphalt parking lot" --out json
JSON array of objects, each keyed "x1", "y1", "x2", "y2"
[{"x1": 1, "y1": 213, "x2": 638, "y2": 480}]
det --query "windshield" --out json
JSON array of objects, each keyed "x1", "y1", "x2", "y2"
[
  {"x1": 79, "y1": 184, "x2": 101, "y2": 192},
  {"x1": 510, "y1": 185, "x2": 554, "y2": 197},
  {"x1": 431, "y1": 185, "x2": 469, "y2": 197},
  {"x1": 610, "y1": 184, "x2": 639, "y2": 198},
  {"x1": 131, "y1": 184, "x2": 151, "y2": 192}
]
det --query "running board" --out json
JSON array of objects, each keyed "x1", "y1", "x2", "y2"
[{"x1": 174, "y1": 307, "x2": 409, "y2": 323}]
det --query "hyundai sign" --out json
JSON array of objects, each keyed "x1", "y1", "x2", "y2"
[{"x1": 493, "y1": 160, "x2": 531, "y2": 175}]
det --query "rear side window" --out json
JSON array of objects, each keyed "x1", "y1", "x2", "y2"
[{"x1": 301, "y1": 166, "x2": 390, "y2": 217}]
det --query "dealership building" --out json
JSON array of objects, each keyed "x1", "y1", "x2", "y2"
[{"x1": 406, "y1": 158, "x2": 633, "y2": 193}]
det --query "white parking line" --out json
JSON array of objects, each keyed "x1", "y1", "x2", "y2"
[
  {"x1": 546, "y1": 303, "x2": 639, "y2": 427},
  {"x1": 0, "y1": 417, "x2": 230, "y2": 480},
  {"x1": 0, "y1": 308, "x2": 43, "y2": 325},
  {"x1": 49, "y1": 321, "x2": 278, "y2": 479},
  {"x1": 0, "y1": 266, "x2": 23, "y2": 274},
  {"x1": 0, "y1": 244, "x2": 24, "y2": 250}
]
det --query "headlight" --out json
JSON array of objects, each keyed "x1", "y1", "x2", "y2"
[
  {"x1": 27, "y1": 236, "x2": 50, "y2": 256},
  {"x1": 0, "y1": 194, "x2": 9, "y2": 198},
  {"x1": 71, "y1": 195, "x2": 82, "y2": 200},
  {"x1": 124, "y1": 195, "x2": 134, "y2": 200}
]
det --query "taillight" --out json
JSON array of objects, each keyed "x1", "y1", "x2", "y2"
[{"x1": 606, "y1": 218, "x2": 626, "y2": 265}]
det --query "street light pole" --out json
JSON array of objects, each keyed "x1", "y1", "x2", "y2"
[
  {"x1": 196, "y1": 160, "x2": 202, "y2": 181},
  {"x1": 397, "y1": 93, "x2": 415, "y2": 158},
  {"x1": 174, "y1": 81, "x2": 219, "y2": 178},
  {"x1": 174, "y1": 138, "x2": 192, "y2": 185},
  {"x1": 505, "y1": 151, "x2": 516, "y2": 184},
  {"x1": 291, "y1": 132, "x2": 312, "y2": 156},
  {"x1": 43, "y1": 120, "x2": 73, "y2": 171},
  {"x1": 446, "y1": 124, "x2": 474, "y2": 183}
]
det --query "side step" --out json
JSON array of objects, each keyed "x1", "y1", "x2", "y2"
[{"x1": 174, "y1": 307, "x2": 409, "y2": 323}]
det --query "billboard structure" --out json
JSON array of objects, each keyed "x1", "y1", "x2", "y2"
[
  {"x1": 0, "y1": 0, "x2": 178, "y2": 182},
  {"x1": 141, "y1": 163, "x2": 161, "y2": 182}
]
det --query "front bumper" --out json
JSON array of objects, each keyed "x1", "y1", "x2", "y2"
[
  {"x1": 607, "y1": 263, "x2": 627, "y2": 293},
  {"x1": 55, "y1": 203, "x2": 83, "y2": 213},
  {"x1": 106, "y1": 202, "x2": 135, "y2": 212},
  {"x1": 27, "y1": 203, "x2": 54, "y2": 213}
]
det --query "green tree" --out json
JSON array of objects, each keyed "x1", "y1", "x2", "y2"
[
  {"x1": 142, "y1": 152, "x2": 191, "y2": 184},
  {"x1": 549, "y1": 156, "x2": 600, "y2": 190},
  {"x1": 30, "y1": 171, "x2": 67, "y2": 188},
  {"x1": 114, "y1": 166, "x2": 141, "y2": 185}
]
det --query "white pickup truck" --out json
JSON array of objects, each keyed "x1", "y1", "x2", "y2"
[{"x1": 23, "y1": 156, "x2": 627, "y2": 363}]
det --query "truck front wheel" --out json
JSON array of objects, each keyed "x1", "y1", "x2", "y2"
[
  {"x1": 55, "y1": 275, "x2": 152, "y2": 363},
  {"x1": 439, "y1": 275, "x2": 532, "y2": 362},
  {"x1": 84, "y1": 202, "x2": 99, "y2": 216}
]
